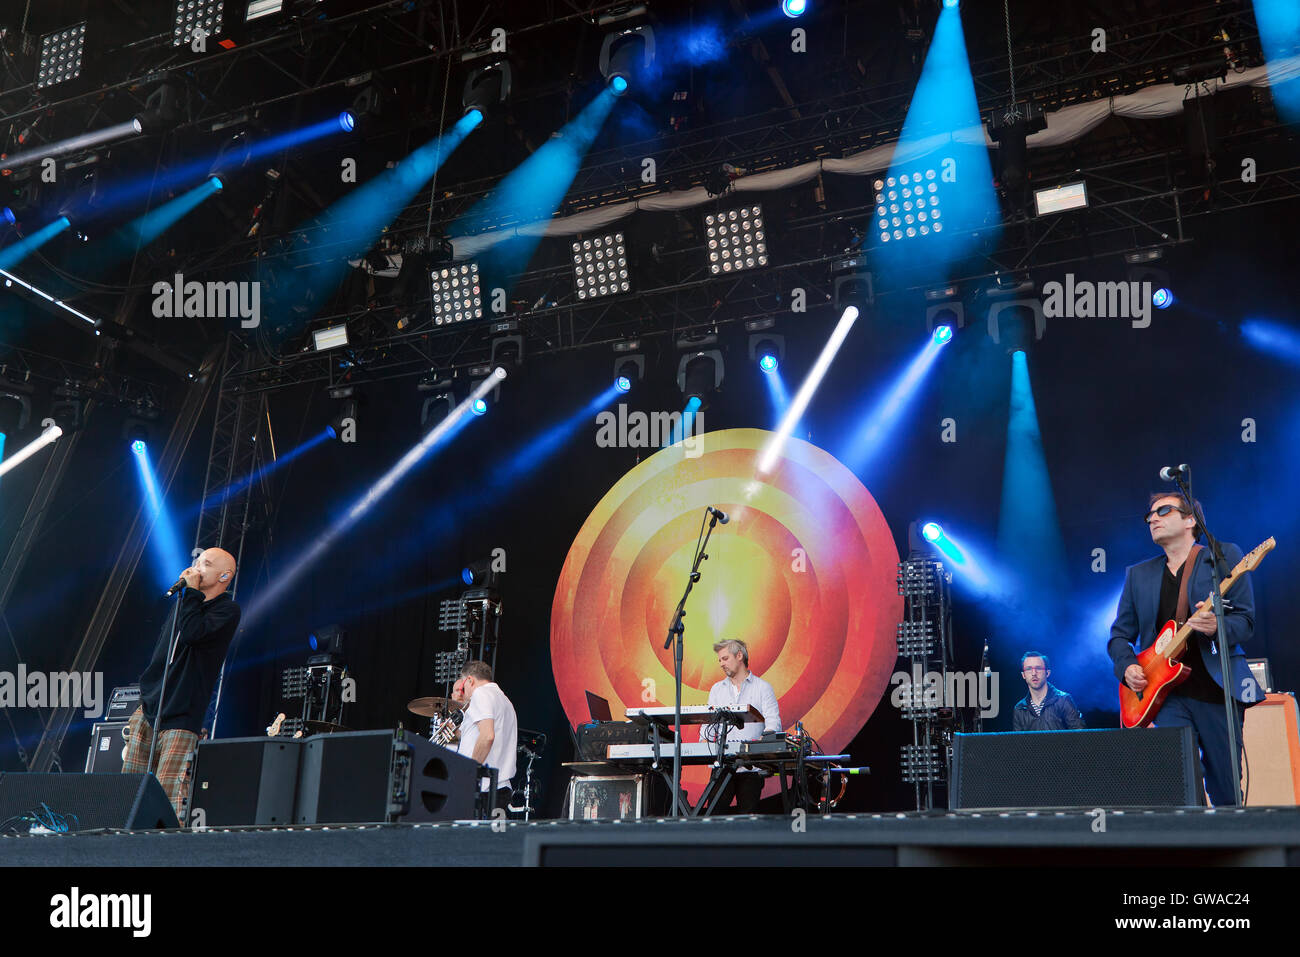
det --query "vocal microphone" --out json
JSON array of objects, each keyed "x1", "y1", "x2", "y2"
[
  {"x1": 707, "y1": 506, "x2": 730, "y2": 525},
  {"x1": 1159, "y1": 464, "x2": 1189, "y2": 482},
  {"x1": 164, "y1": 576, "x2": 189, "y2": 598}
]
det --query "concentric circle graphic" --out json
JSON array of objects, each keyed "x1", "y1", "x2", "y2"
[{"x1": 552, "y1": 428, "x2": 901, "y2": 798}]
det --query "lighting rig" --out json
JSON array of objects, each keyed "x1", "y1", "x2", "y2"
[{"x1": 896, "y1": 523, "x2": 957, "y2": 812}]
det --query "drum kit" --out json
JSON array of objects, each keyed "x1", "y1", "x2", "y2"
[
  {"x1": 405, "y1": 695, "x2": 547, "y2": 821},
  {"x1": 405, "y1": 696, "x2": 464, "y2": 745}
]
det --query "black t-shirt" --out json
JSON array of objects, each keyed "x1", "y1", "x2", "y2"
[
  {"x1": 1157, "y1": 561, "x2": 1223, "y2": 704},
  {"x1": 138, "y1": 589, "x2": 241, "y2": 733}
]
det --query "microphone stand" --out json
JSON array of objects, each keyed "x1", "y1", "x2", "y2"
[
  {"x1": 146, "y1": 588, "x2": 187, "y2": 796},
  {"x1": 1172, "y1": 466, "x2": 1243, "y2": 806},
  {"x1": 663, "y1": 509, "x2": 721, "y2": 817}
]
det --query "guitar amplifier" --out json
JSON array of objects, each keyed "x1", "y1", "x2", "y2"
[
  {"x1": 950, "y1": 727, "x2": 1204, "y2": 809},
  {"x1": 106, "y1": 684, "x2": 141, "y2": 721},
  {"x1": 575, "y1": 721, "x2": 646, "y2": 761}
]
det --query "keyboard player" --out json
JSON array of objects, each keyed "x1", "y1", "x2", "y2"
[{"x1": 698, "y1": 639, "x2": 781, "y2": 813}]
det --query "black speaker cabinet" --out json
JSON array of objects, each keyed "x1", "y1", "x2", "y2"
[
  {"x1": 84, "y1": 721, "x2": 130, "y2": 773},
  {"x1": 294, "y1": 730, "x2": 480, "y2": 825},
  {"x1": 950, "y1": 727, "x2": 1204, "y2": 809},
  {"x1": 191, "y1": 736, "x2": 304, "y2": 827},
  {"x1": 0, "y1": 773, "x2": 178, "y2": 830}
]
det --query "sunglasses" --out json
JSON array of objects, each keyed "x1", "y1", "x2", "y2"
[{"x1": 1144, "y1": 503, "x2": 1189, "y2": 523}]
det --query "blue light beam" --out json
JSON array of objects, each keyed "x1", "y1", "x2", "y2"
[
  {"x1": 841, "y1": 333, "x2": 945, "y2": 479},
  {"x1": 241, "y1": 368, "x2": 505, "y2": 626},
  {"x1": 132, "y1": 442, "x2": 187, "y2": 593},
  {"x1": 0, "y1": 217, "x2": 71, "y2": 271}
]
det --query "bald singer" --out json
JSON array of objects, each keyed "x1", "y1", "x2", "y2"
[{"x1": 122, "y1": 548, "x2": 241, "y2": 822}]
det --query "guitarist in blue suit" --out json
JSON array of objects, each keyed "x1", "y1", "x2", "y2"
[{"x1": 1107, "y1": 492, "x2": 1263, "y2": 806}]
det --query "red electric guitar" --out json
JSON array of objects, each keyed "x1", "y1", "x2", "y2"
[{"x1": 1119, "y1": 537, "x2": 1275, "y2": 729}]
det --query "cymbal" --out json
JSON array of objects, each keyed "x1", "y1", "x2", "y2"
[{"x1": 407, "y1": 696, "x2": 461, "y2": 718}]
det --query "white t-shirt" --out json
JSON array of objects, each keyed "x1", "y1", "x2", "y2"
[{"x1": 456, "y1": 681, "x2": 517, "y2": 789}]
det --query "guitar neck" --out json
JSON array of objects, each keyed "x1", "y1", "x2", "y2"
[{"x1": 1165, "y1": 560, "x2": 1244, "y2": 659}]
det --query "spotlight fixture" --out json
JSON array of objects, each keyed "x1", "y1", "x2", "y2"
[
  {"x1": 677, "y1": 350, "x2": 724, "y2": 404},
  {"x1": 430, "y1": 262, "x2": 482, "y2": 325},
  {"x1": 462, "y1": 61, "x2": 512, "y2": 118},
  {"x1": 613, "y1": 354, "x2": 644, "y2": 392},
  {"x1": 875, "y1": 168, "x2": 943, "y2": 244},
  {"x1": 312, "y1": 324, "x2": 349, "y2": 351},
  {"x1": 782, "y1": 0, "x2": 808, "y2": 17},
  {"x1": 173, "y1": 0, "x2": 224, "y2": 47},
  {"x1": 1153, "y1": 288, "x2": 1175, "y2": 309},
  {"x1": 461, "y1": 558, "x2": 501, "y2": 589},
  {"x1": 600, "y1": 23, "x2": 655, "y2": 93},
  {"x1": 2, "y1": 208, "x2": 15, "y2": 226},
  {"x1": 420, "y1": 393, "x2": 454, "y2": 431},
  {"x1": 931, "y1": 324, "x2": 954, "y2": 345},
  {"x1": 0, "y1": 378, "x2": 33, "y2": 433},
  {"x1": 987, "y1": 299, "x2": 1044, "y2": 353},
  {"x1": 572, "y1": 232, "x2": 630, "y2": 300},
  {"x1": 37, "y1": 22, "x2": 87, "y2": 89},
  {"x1": 924, "y1": 284, "x2": 964, "y2": 333},
  {"x1": 704, "y1": 206, "x2": 767, "y2": 275},
  {"x1": 921, "y1": 522, "x2": 943, "y2": 542},
  {"x1": 246, "y1": 0, "x2": 285, "y2": 22},
  {"x1": 748, "y1": 333, "x2": 785, "y2": 373},
  {"x1": 490, "y1": 334, "x2": 523, "y2": 375}
]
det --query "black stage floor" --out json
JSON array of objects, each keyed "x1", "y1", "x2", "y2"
[{"x1": 4, "y1": 806, "x2": 1300, "y2": 866}]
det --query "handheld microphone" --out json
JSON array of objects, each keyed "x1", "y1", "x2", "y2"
[
  {"x1": 707, "y1": 506, "x2": 730, "y2": 525},
  {"x1": 1159, "y1": 464, "x2": 1188, "y2": 482},
  {"x1": 164, "y1": 577, "x2": 188, "y2": 598}
]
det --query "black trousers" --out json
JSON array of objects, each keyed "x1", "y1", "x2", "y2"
[
  {"x1": 494, "y1": 786, "x2": 513, "y2": 811},
  {"x1": 707, "y1": 771, "x2": 763, "y2": 814}
]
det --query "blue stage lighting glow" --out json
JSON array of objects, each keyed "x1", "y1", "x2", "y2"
[
  {"x1": 1, "y1": 208, "x2": 13, "y2": 225},
  {"x1": 1253, "y1": 0, "x2": 1300, "y2": 124},
  {"x1": 0, "y1": 216, "x2": 72, "y2": 271},
  {"x1": 270, "y1": 109, "x2": 481, "y2": 325},
  {"x1": 922, "y1": 522, "x2": 943, "y2": 542},
  {"x1": 451, "y1": 88, "x2": 620, "y2": 287},
  {"x1": 79, "y1": 178, "x2": 226, "y2": 274},
  {"x1": 326, "y1": 424, "x2": 338, "y2": 439},
  {"x1": 339, "y1": 111, "x2": 356, "y2": 133},
  {"x1": 241, "y1": 370, "x2": 504, "y2": 626},
  {"x1": 875, "y1": 0, "x2": 998, "y2": 278},
  {"x1": 209, "y1": 175, "x2": 223, "y2": 192},
  {"x1": 616, "y1": 375, "x2": 632, "y2": 393},
  {"x1": 471, "y1": 398, "x2": 488, "y2": 416},
  {"x1": 1242, "y1": 318, "x2": 1300, "y2": 365},
  {"x1": 1152, "y1": 287, "x2": 1174, "y2": 309},
  {"x1": 842, "y1": 330, "x2": 946, "y2": 478},
  {"x1": 132, "y1": 440, "x2": 187, "y2": 594},
  {"x1": 995, "y1": 351, "x2": 1068, "y2": 631},
  {"x1": 461, "y1": 567, "x2": 475, "y2": 586},
  {"x1": 759, "y1": 353, "x2": 779, "y2": 373},
  {"x1": 610, "y1": 75, "x2": 629, "y2": 94},
  {"x1": 309, "y1": 633, "x2": 318, "y2": 651},
  {"x1": 932, "y1": 324, "x2": 954, "y2": 345},
  {"x1": 943, "y1": 0, "x2": 958, "y2": 7},
  {"x1": 194, "y1": 425, "x2": 336, "y2": 514},
  {"x1": 782, "y1": 0, "x2": 807, "y2": 16}
]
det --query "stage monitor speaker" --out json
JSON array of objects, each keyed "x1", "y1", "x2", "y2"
[
  {"x1": 950, "y1": 728, "x2": 1203, "y2": 809},
  {"x1": 294, "y1": 729, "x2": 480, "y2": 825},
  {"x1": 1243, "y1": 692, "x2": 1300, "y2": 806},
  {"x1": 84, "y1": 721, "x2": 130, "y2": 773},
  {"x1": 191, "y1": 736, "x2": 304, "y2": 826},
  {"x1": 0, "y1": 773, "x2": 178, "y2": 830}
]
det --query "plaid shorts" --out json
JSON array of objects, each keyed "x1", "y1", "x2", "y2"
[{"x1": 121, "y1": 706, "x2": 198, "y2": 825}]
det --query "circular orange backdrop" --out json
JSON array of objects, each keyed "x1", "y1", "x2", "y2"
[{"x1": 551, "y1": 428, "x2": 901, "y2": 797}]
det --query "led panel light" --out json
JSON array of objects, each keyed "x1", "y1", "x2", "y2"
[
  {"x1": 312, "y1": 324, "x2": 349, "y2": 351},
  {"x1": 37, "y1": 23, "x2": 87, "y2": 89},
  {"x1": 430, "y1": 262, "x2": 483, "y2": 325},
  {"x1": 571, "y1": 232, "x2": 630, "y2": 300},
  {"x1": 174, "y1": 0, "x2": 225, "y2": 46},
  {"x1": 246, "y1": 0, "x2": 284, "y2": 21},
  {"x1": 704, "y1": 205, "x2": 767, "y2": 275},
  {"x1": 1034, "y1": 181, "x2": 1088, "y2": 216},
  {"x1": 874, "y1": 168, "x2": 942, "y2": 244}
]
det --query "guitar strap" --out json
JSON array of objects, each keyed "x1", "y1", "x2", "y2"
[{"x1": 1175, "y1": 543, "x2": 1203, "y2": 625}]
